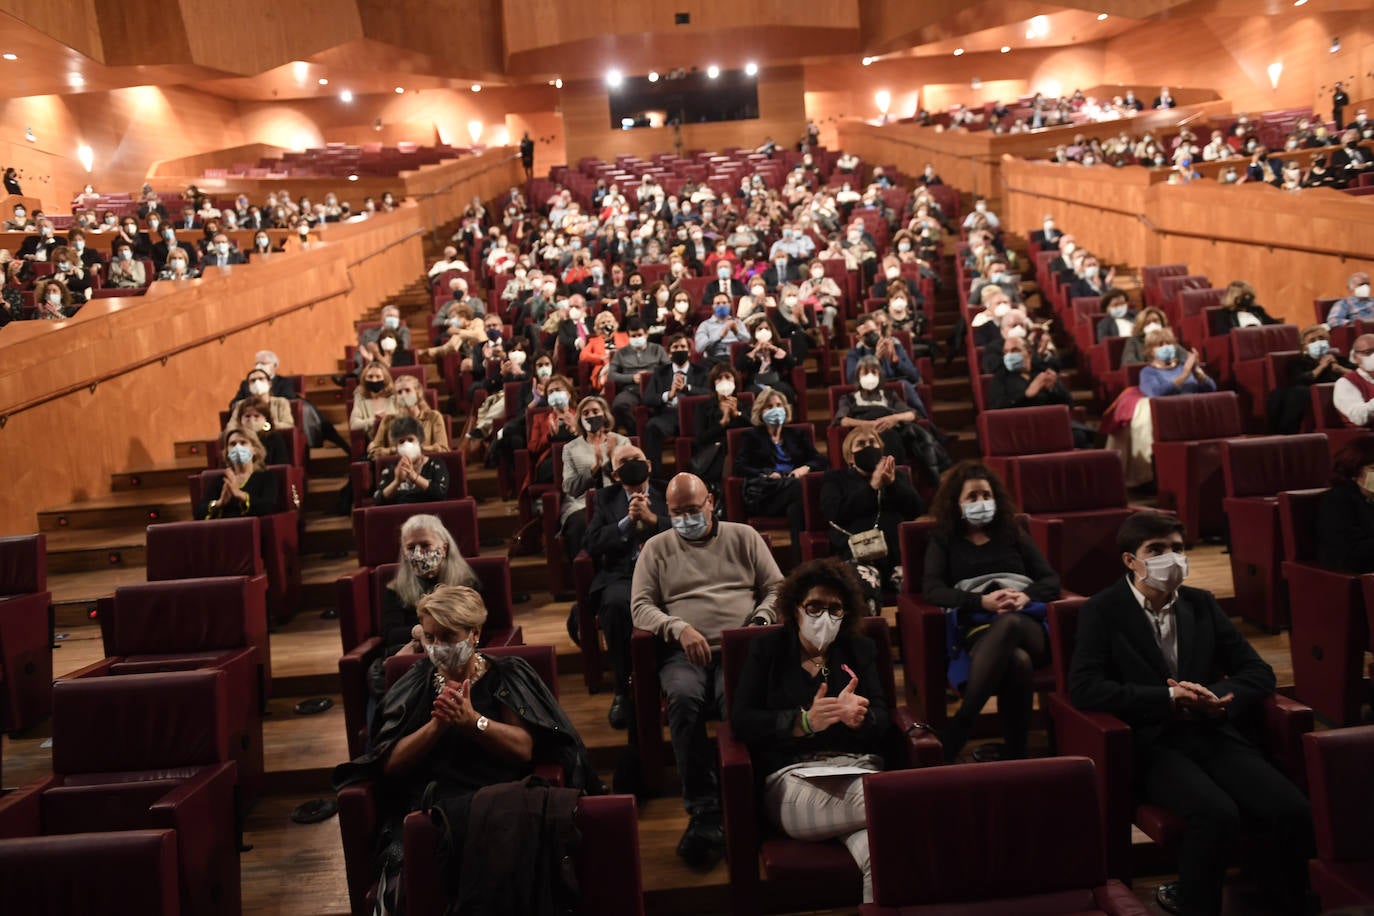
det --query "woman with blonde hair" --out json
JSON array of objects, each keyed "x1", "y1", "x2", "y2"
[
  {"x1": 1217, "y1": 279, "x2": 1277, "y2": 329},
  {"x1": 196, "y1": 425, "x2": 278, "y2": 519},
  {"x1": 350, "y1": 361, "x2": 395, "y2": 434},
  {"x1": 557, "y1": 394, "x2": 629, "y2": 558}
]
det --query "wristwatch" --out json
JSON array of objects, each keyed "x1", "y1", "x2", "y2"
[{"x1": 475, "y1": 715, "x2": 490, "y2": 732}]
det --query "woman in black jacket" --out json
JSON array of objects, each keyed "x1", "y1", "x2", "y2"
[
  {"x1": 693, "y1": 362, "x2": 751, "y2": 489},
  {"x1": 987, "y1": 335, "x2": 1073, "y2": 411},
  {"x1": 820, "y1": 427, "x2": 924, "y2": 594},
  {"x1": 196, "y1": 426, "x2": 279, "y2": 519},
  {"x1": 1215, "y1": 280, "x2": 1278, "y2": 330},
  {"x1": 735, "y1": 387, "x2": 825, "y2": 562},
  {"x1": 1316, "y1": 437, "x2": 1374, "y2": 572},
  {"x1": 731, "y1": 559, "x2": 890, "y2": 904},
  {"x1": 921, "y1": 461, "x2": 1060, "y2": 762},
  {"x1": 734, "y1": 315, "x2": 797, "y2": 402},
  {"x1": 1269, "y1": 323, "x2": 1353, "y2": 434}
]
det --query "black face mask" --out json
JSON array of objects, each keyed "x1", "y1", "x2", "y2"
[
  {"x1": 853, "y1": 445, "x2": 883, "y2": 474},
  {"x1": 671, "y1": 350, "x2": 690, "y2": 366},
  {"x1": 582, "y1": 415, "x2": 606, "y2": 433},
  {"x1": 617, "y1": 458, "x2": 650, "y2": 486},
  {"x1": 862, "y1": 331, "x2": 880, "y2": 349},
  {"x1": 363, "y1": 379, "x2": 386, "y2": 394}
]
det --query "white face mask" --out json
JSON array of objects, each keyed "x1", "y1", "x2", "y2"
[
  {"x1": 1360, "y1": 354, "x2": 1374, "y2": 374},
  {"x1": 1004, "y1": 325, "x2": 1028, "y2": 339},
  {"x1": 799, "y1": 611, "x2": 843, "y2": 653},
  {"x1": 961, "y1": 499, "x2": 997, "y2": 526},
  {"x1": 1136, "y1": 551, "x2": 1188, "y2": 593},
  {"x1": 248, "y1": 379, "x2": 270, "y2": 396},
  {"x1": 715, "y1": 379, "x2": 736, "y2": 397},
  {"x1": 755, "y1": 329, "x2": 772, "y2": 343},
  {"x1": 380, "y1": 337, "x2": 397, "y2": 353},
  {"x1": 858, "y1": 373, "x2": 880, "y2": 391},
  {"x1": 397, "y1": 440, "x2": 422, "y2": 462},
  {"x1": 885, "y1": 266, "x2": 900, "y2": 280},
  {"x1": 1143, "y1": 322, "x2": 1163, "y2": 335},
  {"x1": 509, "y1": 349, "x2": 527, "y2": 366},
  {"x1": 810, "y1": 268, "x2": 824, "y2": 279},
  {"x1": 1356, "y1": 284, "x2": 1372, "y2": 299},
  {"x1": 992, "y1": 303, "x2": 1010, "y2": 320}
]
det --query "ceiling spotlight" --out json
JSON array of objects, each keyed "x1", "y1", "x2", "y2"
[
  {"x1": 862, "y1": 57, "x2": 873, "y2": 66},
  {"x1": 1027, "y1": 14, "x2": 1049, "y2": 39},
  {"x1": 394, "y1": 86, "x2": 404, "y2": 94},
  {"x1": 348, "y1": 174, "x2": 359, "y2": 181},
  {"x1": 2, "y1": 53, "x2": 17, "y2": 61},
  {"x1": 554, "y1": 78, "x2": 563, "y2": 89},
  {"x1": 953, "y1": 48, "x2": 965, "y2": 56},
  {"x1": 706, "y1": 65, "x2": 720, "y2": 79},
  {"x1": 471, "y1": 83, "x2": 481, "y2": 92},
  {"x1": 340, "y1": 89, "x2": 354, "y2": 103},
  {"x1": 69, "y1": 73, "x2": 85, "y2": 87},
  {"x1": 318, "y1": 78, "x2": 329, "y2": 85},
  {"x1": 1329, "y1": 37, "x2": 1341, "y2": 53},
  {"x1": 647, "y1": 71, "x2": 659, "y2": 82},
  {"x1": 606, "y1": 69, "x2": 623, "y2": 88},
  {"x1": 744, "y1": 62, "x2": 758, "y2": 77},
  {"x1": 1000, "y1": 46, "x2": 1011, "y2": 53},
  {"x1": 1097, "y1": 12, "x2": 1109, "y2": 19},
  {"x1": 1294, "y1": 0, "x2": 1308, "y2": 5}
]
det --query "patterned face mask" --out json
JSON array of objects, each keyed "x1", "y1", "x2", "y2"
[{"x1": 407, "y1": 545, "x2": 445, "y2": 577}]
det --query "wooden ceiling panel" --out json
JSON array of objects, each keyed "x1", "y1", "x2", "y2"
[
  {"x1": 173, "y1": 0, "x2": 364, "y2": 76},
  {"x1": 358, "y1": 0, "x2": 504, "y2": 76},
  {"x1": 0, "y1": 0, "x2": 105, "y2": 61}
]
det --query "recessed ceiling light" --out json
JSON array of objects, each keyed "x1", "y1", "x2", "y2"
[
  {"x1": 706, "y1": 65, "x2": 720, "y2": 79},
  {"x1": 1097, "y1": 12, "x2": 1109, "y2": 19},
  {"x1": 394, "y1": 87, "x2": 404, "y2": 94},
  {"x1": 340, "y1": 89, "x2": 354, "y2": 103},
  {"x1": 554, "y1": 78, "x2": 563, "y2": 89},
  {"x1": 318, "y1": 78, "x2": 329, "y2": 86},
  {"x1": 862, "y1": 57, "x2": 873, "y2": 66},
  {"x1": 647, "y1": 71, "x2": 659, "y2": 82},
  {"x1": 471, "y1": 83, "x2": 481, "y2": 92},
  {"x1": 606, "y1": 69, "x2": 623, "y2": 88},
  {"x1": 953, "y1": 48, "x2": 965, "y2": 56},
  {"x1": 1000, "y1": 46, "x2": 1012, "y2": 53},
  {"x1": 348, "y1": 174, "x2": 359, "y2": 181},
  {"x1": 744, "y1": 62, "x2": 758, "y2": 77},
  {"x1": 69, "y1": 74, "x2": 85, "y2": 87},
  {"x1": 1293, "y1": 0, "x2": 1308, "y2": 5},
  {"x1": 2, "y1": 53, "x2": 17, "y2": 61}
]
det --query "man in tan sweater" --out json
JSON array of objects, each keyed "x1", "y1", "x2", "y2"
[{"x1": 631, "y1": 473, "x2": 782, "y2": 866}]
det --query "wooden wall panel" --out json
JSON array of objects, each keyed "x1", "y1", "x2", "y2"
[
  {"x1": 358, "y1": 0, "x2": 503, "y2": 74},
  {"x1": 562, "y1": 66, "x2": 806, "y2": 165}
]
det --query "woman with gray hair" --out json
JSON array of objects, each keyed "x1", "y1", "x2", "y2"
[{"x1": 380, "y1": 514, "x2": 479, "y2": 658}]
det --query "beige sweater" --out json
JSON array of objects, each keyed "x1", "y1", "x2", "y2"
[{"x1": 630, "y1": 521, "x2": 782, "y2": 647}]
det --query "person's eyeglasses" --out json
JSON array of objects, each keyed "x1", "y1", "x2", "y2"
[{"x1": 801, "y1": 601, "x2": 846, "y2": 619}]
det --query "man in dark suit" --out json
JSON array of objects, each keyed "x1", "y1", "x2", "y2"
[
  {"x1": 1029, "y1": 213, "x2": 1062, "y2": 248},
  {"x1": 177, "y1": 205, "x2": 200, "y2": 232},
  {"x1": 152, "y1": 228, "x2": 199, "y2": 269},
  {"x1": 1069, "y1": 513, "x2": 1313, "y2": 916},
  {"x1": 701, "y1": 267, "x2": 747, "y2": 304},
  {"x1": 17, "y1": 219, "x2": 64, "y2": 260},
  {"x1": 1152, "y1": 87, "x2": 1176, "y2": 110},
  {"x1": 228, "y1": 349, "x2": 298, "y2": 409},
  {"x1": 204, "y1": 233, "x2": 246, "y2": 267},
  {"x1": 585, "y1": 443, "x2": 670, "y2": 728},
  {"x1": 1329, "y1": 130, "x2": 1371, "y2": 186},
  {"x1": 762, "y1": 251, "x2": 800, "y2": 291},
  {"x1": 642, "y1": 333, "x2": 711, "y2": 479},
  {"x1": 1332, "y1": 81, "x2": 1350, "y2": 130}
]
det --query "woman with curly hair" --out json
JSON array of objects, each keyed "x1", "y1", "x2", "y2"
[
  {"x1": 731, "y1": 558, "x2": 891, "y2": 903},
  {"x1": 922, "y1": 461, "x2": 1060, "y2": 761}
]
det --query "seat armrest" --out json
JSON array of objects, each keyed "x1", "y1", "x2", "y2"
[
  {"x1": 718, "y1": 722, "x2": 762, "y2": 911},
  {"x1": 349, "y1": 461, "x2": 374, "y2": 508},
  {"x1": 337, "y1": 783, "x2": 380, "y2": 916},
  {"x1": 1047, "y1": 695, "x2": 1134, "y2": 880},
  {"x1": 630, "y1": 628, "x2": 667, "y2": 795},
  {"x1": 1094, "y1": 879, "x2": 1151, "y2": 915},
  {"x1": 0, "y1": 775, "x2": 58, "y2": 837},
  {"x1": 149, "y1": 760, "x2": 241, "y2": 916},
  {"x1": 339, "y1": 637, "x2": 384, "y2": 761},
  {"x1": 336, "y1": 567, "x2": 374, "y2": 653},
  {"x1": 895, "y1": 595, "x2": 948, "y2": 725},
  {"x1": 403, "y1": 810, "x2": 445, "y2": 916},
  {"x1": 1262, "y1": 693, "x2": 1314, "y2": 789},
  {"x1": 890, "y1": 706, "x2": 943, "y2": 768}
]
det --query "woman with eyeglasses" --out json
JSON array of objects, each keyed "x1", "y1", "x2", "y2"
[
  {"x1": 731, "y1": 558, "x2": 891, "y2": 904},
  {"x1": 923, "y1": 461, "x2": 1060, "y2": 762}
]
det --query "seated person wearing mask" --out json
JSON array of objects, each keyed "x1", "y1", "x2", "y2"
[
  {"x1": 233, "y1": 402, "x2": 291, "y2": 466},
  {"x1": 1268, "y1": 324, "x2": 1351, "y2": 434},
  {"x1": 607, "y1": 318, "x2": 668, "y2": 434},
  {"x1": 1067, "y1": 254, "x2": 1115, "y2": 301},
  {"x1": 1215, "y1": 281, "x2": 1277, "y2": 329},
  {"x1": 845, "y1": 315, "x2": 927, "y2": 416},
  {"x1": 107, "y1": 240, "x2": 147, "y2": 288},
  {"x1": 631, "y1": 473, "x2": 783, "y2": 865},
  {"x1": 1122, "y1": 308, "x2": 1169, "y2": 366},
  {"x1": 733, "y1": 316, "x2": 796, "y2": 402},
  {"x1": 227, "y1": 368, "x2": 295, "y2": 433},
  {"x1": 822, "y1": 428, "x2": 924, "y2": 595},
  {"x1": 585, "y1": 444, "x2": 670, "y2": 729},
  {"x1": 355, "y1": 305, "x2": 411, "y2": 373},
  {"x1": 702, "y1": 260, "x2": 747, "y2": 303},
  {"x1": 1069, "y1": 512, "x2": 1312, "y2": 916},
  {"x1": 578, "y1": 311, "x2": 629, "y2": 392},
  {"x1": 695, "y1": 295, "x2": 752, "y2": 363},
  {"x1": 1095, "y1": 289, "x2": 1137, "y2": 342},
  {"x1": 988, "y1": 334, "x2": 1074, "y2": 411},
  {"x1": 196, "y1": 426, "x2": 280, "y2": 519},
  {"x1": 1333, "y1": 332, "x2": 1374, "y2": 429},
  {"x1": 369, "y1": 374, "x2": 447, "y2": 458},
  {"x1": 643, "y1": 334, "x2": 711, "y2": 478},
  {"x1": 1316, "y1": 437, "x2": 1374, "y2": 572},
  {"x1": 373, "y1": 416, "x2": 451, "y2": 505},
  {"x1": 734, "y1": 389, "x2": 826, "y2": 562},
  {"x1": 230, "y1": 350, "x2": 297, "y2": 406},
  {"x1": 1325, "y1": 271, "x2": 1374, "y2": 327}
]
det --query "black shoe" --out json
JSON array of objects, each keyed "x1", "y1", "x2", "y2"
[
  {"x1": 971, "y1": 742, "x2": 1005, "y2": 763},
  {"x1": 676, "y1": 812, "x2": 726, "y2": 867},
  {"x1": 1154, "y1": 881, "x2": 1183, "y2": 915},
  {"x1": 607, "y1": 693, "x2": 630, "y2": 730},
  {"x1": 565, "y1": 605, "x2": 581, "y2": 647}
]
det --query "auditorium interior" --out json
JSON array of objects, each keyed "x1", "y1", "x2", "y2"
[{"x1": 2, "y1": 1, "x2": 1374, "y2": 914}]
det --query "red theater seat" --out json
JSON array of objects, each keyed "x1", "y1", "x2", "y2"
[
  {"x1": 1230, "y1": 325, "x2": 1300, "y2": 424},
  {"x1": 0, "y1": 829, "x2": 183, "y2": 916},
  {"x1": 1303, "y1": 726, "x2": 1374, "y2": 908},
  {"x1": 1142, "y1": 264, "x2": 1188, "y2": 309},
  {"x1": 349, "y1": 450, "x2": 468, "y2": 509},
  {"x1": 1046, "y1": 600, "x2": 1312, "y2": 880},
  {"x1": 1278, "y1": 488, "x2": 1371, "y2": 725},
  {"x1": 0, "y1": 534, "x2": 52, "y2": 737},
  {"x1": 976, "y1": 404, "x2": 1075, "y2": 482},
  {"x1": 862, "y1": 757, "x2": 1145, "y2": 916},
  {"x1": 718, "y1": 620, "x2": 940, "y2": 916},
  {"x1": 1311, "y1": 383, "x2": 1374, "y2": 457},
  {"x1": 351, "y1": 498, "x2": 479, "y2": 569},
  {"x1": 1151, "y1": 391, "x2": 1244, "y2": 541},
  {"x1": 1221, "y1": 435, "x2": 1331, "y2": 631}
]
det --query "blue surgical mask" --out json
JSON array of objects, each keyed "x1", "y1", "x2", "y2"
[
  {"x1": 714, "y1": 304, "x2": 730, "y2": 319},
  {"x1": 671, "y1": 512, "x2": 710, "y2": 541},
  {"x1": 384, "y1": 315, "x2": 400, "y2": 330},
  {"x1": 1307, "y1": 339, "x2": 1330, "y2": 359},
  {"x1": 718, "y1": 267, "x2": 731, "y2": 280},
  {"x1": 1109, "y1": 305, "x2": 1128, "y2": 319},
  {"x1": 1002, "y1": 351, "x2": 1025, "y2": 372},
  {"x1": 1154, "y1": 344, "x2": 1177, "y2": 363},
  {"x1": 227, "y1": 444, "x2": 254, "y2": 467},
  {"x1": 961, "y1": 499, "x2": 996, "y2": 526},
  {"x1": 762, "y1": 406, "x2": 787, "y2": 427}
]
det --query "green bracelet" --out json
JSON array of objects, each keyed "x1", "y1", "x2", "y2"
[{"x1": 801, "y1": 708, "x2": 814, "y2": 736}]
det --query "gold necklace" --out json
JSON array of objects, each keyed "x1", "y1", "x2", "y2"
[{"x1": 433, "y1": 653, "x2": 487, "y2": 693}]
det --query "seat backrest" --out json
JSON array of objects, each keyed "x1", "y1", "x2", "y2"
[
  {"x1": 1009, "y1": 451, "x2": 1127, "y2": 514},
  {"x1": 1157, "y1": 274, "x2": 1209, "y2": 308},
  {"x1": 1046, "y1": 597, "x2": 1088, "y2": 692},
  {"x1": 1179, "y1": 287, "x2": 1224, "y2": 319},
  {"x1": 1221, "y1": 435, "x2": 1331, "y2": 498},
  {"x1": 976, "y1": 405, "x2": 1074, "y2": 457},
  {"x1": 353, "y1": 497, "x2": 480, "y2": 567},
  {"x1": 574, "y1": 796, "x2": 644, "y2": 916},
  {"x1": 1142, "y1": 263, "x2": 1187, "y2": 299},
  {"x1": 52, "y1": 670, "x2": 229, "y2": 775},
  {"x1": 105, "y1": 577, "x2": 259, "y2": 656},
  {"x1": 1303, "y1": 725, "x2": 1374, "y2": 862},
  {"x1": 1070, "y1": 296, "x2": 1101, "y2": 325},
  {"x1": 1309, "y1": 383, "x2": 1344, "y2": 429},
  {"x1": 1278, "y1": 488, "x2": 1328, "y2": 563},
  {"x1": 0, "y1": 830, "x2": 181, "y2": 916},
  {"x1": 1151, "y1": 391, "x2": 1243, "y2": 443},
  {"x1": 146, "y1": 518, "x2": 263, "y2": 581},
  {"x1": 897, "y1": 519, "x2": 937, "y2": 597},
  {"x1": 373, "y1": 450, "x2": 468, "y2": 500},
  {"x1": 865, "y1": 757, "x2": 1105, "y2": 907},
  {"x1": 720, "y1": 617, "x2": 896, "y2": 711},
  {"x1": 1230, "y1": 324, "x2": 1299, "y2": 363},
  {"x1": 0, "y1": 533, "x2": 45, "y2": 595},
  {"x1": 191, "y1": 465, "x2": 297, "y2": 514}
]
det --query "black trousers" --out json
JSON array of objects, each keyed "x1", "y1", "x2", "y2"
[
  {"x1": 594, "y1": 578, "x2": 633, "y2": 696},
  {"x1": 1140, "y1": 726, "x2": 1313, "y2": 916}
]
